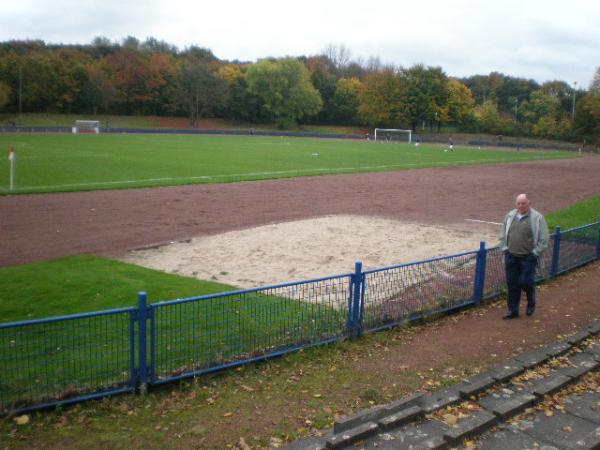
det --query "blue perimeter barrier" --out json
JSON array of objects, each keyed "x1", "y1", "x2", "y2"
[{"x1": 1, "y1": 221, "x2": 599, "y2": 414}]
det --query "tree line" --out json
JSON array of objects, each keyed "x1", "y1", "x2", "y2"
[{"x1": 0, "y1": 37, "x2": 599, "y2": 142}]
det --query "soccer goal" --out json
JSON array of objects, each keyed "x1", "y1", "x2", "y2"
[
  {"x1": 374, "y1": 128, "x2": 412, "y2": 144},
  {"x1": 72, "y1": 120, "x2": 100, "y2": 134}
]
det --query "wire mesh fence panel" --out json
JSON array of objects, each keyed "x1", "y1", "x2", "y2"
[
  {"x1": 557, "y1": 223, "x2": 600, "y2": 274},
  {"x1": 150, "y1": 275, "x2": 351, "y2": 383},
  {"x1": 362, "y1": 252, "x2": 478, "y2": 331},
  {"x1": 482, "y1": 247, "x2": 506, "y2": 299},
  {"x1": 537, "y1": 234, "x2": 555, "y2": 281},
  {"x1": 0, "y1": 309, "x2": 135, "y2": 414}
]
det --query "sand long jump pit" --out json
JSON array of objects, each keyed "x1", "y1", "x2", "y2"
[{"x1": 121, "y1": 215, "x2": 499, "y2": 290}]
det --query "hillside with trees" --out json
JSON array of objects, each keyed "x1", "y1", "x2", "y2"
[{"x1": 0, "y1": 37, "x2": 598, "y2": 143}]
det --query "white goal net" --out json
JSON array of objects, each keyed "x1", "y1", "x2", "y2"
[
  {"x1": 374, "y1": 128, "x2": 412, "y2": 143},
  {"x1": 72, "y1": 120, "x2": 100, "y2": 134}
]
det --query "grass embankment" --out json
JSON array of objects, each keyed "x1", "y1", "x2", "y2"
[
  {"x1": 0, "y1": 133, "x2": 575, "y2": 194},
  {"x1": 0, "y1": 113, "x2": 155, "y2": 128},
  {"x1": 0, "y1": 113, "x2": 366, "y2": 135}
]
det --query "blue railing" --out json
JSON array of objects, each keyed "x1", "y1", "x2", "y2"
[
  {"x1": 1, "y1": 221, "x2": 599, "y2": 414},
  {"x1": 0, "y1": 308, "x2": 136, "y2": 414}
]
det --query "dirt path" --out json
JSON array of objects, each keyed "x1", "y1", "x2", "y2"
[
  {"x1": 1, "y1": 155, "x2": 600, "y2": 449},
  {"x1": 2, "y1": 156, "x2": 600, "y2": 267}
]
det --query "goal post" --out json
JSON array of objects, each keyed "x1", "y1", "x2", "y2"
[
  {"x1": 374, "y1": 128, "x2": 412, "y2": 144},
  {"x1": 72, "y1": 120, "x2": 100, "y2": 134}
]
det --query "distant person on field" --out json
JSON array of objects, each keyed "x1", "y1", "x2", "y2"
[
  {"x1": 499, "y1": 193, "x2": 549, "y2": 319},
  {"x1": 448, "y1": 137, "x2": 454, "y2": 151},
  {"x1": 415, "y1": 137, "x2": 420, "y2": 147}
]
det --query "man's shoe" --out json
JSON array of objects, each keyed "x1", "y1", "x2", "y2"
[
  {"x1": 503, "y1": 312, "x2": 519, "y2": 319},
  {"x1": 526, "y1": 306, "x2": 535, "y2": 316}
]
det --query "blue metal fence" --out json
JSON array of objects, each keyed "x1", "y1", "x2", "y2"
[
  {"x1": 362, "y1": 251, "x2": 479, "y2": 332},
  {"x1": 1, "y1": 221, "x2": 599, "y2": 414},
  {"x1": 148, "y1": 274, "x2": 351, "y2": 385},
  {"x1": 0, "y1": 308, "x2": 136, "y2": 414}
]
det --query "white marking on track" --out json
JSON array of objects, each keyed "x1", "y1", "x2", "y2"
[{"x1": 465, "y1": 219, "x2": 502, "y2": 226}]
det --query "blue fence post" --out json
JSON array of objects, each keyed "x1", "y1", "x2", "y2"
[
  {"x1": 138, "y1": 291, "x2": 148, "y2": 394},
  {"x1": 551, "y1": 226, "x2": 561, "y2": 276},
  {"x1": 349, "y1": 261, "x2": 363, "y2": 339},
  {"x1": 472, "y1": 241, "x2": 487, "y2": 304}
]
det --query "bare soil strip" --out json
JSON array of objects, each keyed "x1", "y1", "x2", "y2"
[{"x1": 2, "y1": 156, "x2": 600, "y2": 268}]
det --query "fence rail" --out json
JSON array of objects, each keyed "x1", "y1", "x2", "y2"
[{"x1": 1, "y1": 221, "x2": 599, "y2": 414}]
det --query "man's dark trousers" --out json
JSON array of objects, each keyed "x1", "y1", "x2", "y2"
[{"x1": 505, "y1": 252, "x2": 537, "y2": 315}]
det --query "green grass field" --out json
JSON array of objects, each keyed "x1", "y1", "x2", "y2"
[{"x1": 0, "y1": 133, "x2": 575, "y2": 194}]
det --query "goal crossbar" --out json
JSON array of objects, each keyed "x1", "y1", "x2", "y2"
[{"x1": 374, "y1": 128, "x2": 412, "y2": 144}]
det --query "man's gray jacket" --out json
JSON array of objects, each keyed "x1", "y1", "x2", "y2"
[{"x1": 499, "y1": 207, "x2": 549, "y2": 257}]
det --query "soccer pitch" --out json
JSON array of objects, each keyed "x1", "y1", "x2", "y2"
[{"x1": 0, "y1": 133, "x2": 575, "y2": 194}]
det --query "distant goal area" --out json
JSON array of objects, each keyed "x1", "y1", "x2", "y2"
[
  {"x1": 374, "y1": 128, "x2": 412, "y2": 143},
  {"x1": 72, "y1": 120, "x2": 100, "y2": 134}
]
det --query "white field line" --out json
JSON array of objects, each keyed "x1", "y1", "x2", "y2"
[
  {"x1": 465, "y1": 219, "x2": 503, "y2": 226},
  {"x1": 8, "y1": 155, "x2": 553, "y2": 192}
]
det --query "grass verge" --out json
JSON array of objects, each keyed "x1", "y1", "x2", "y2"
[
  {"x1": 0, "y1": 255, "x2": 234, "y2": 322},
  {"x1": 546, "y1": 195, "x2": 600, "y2": 230}
]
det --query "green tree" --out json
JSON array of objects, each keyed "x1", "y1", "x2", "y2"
[
  {"x1": 82, "y1": 62, "x2": 116, "y2": 115},
  {"x1": 306, "y1": 56, "x2": 337, "y2": 123},
  {"x1": 52, "y1": 48, "x2": 90, "y2": 113},
  {"x1": 473, "y1": 100, "x2": 502, "y2": 133},
  {"x1": 0, "y1": 80, "x2": 10, "y2": 110},
  {"x1": 519, "y1": 90, "x2": 561, "y2": 126},
  {"x1": 399, "y1": 65, "x2": 449, "y2": 130},
  {"x1": 246, "y1": 57, "x2": 322, "y2": 128},
  {"x1": 580, "y1": 94, "x2": 600, "y2": 140},
  {"x1": 357, "y1": 68, "x2": 404, "y2": 127},
  {"x1": 446, "y1": 79, "x2": 475, "y2": 128},
  {"x1": 218, "y1": 64, "x2": 261, "y2": 122},
  {"x1": 573, "y1": 67, "x2": 600, "y2": 141},
  {"x1": 175, "y1": 60, "x2": 226, "y2": 126},
  {"x1": 330, "y1": 77, "x2": 361, "y2": 124},
  {"x1": 540, "y1": 80, "x2": 574, "y2": 117}
]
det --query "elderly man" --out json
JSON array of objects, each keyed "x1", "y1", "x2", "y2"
[{"x1": 499, "y1": 194, "x2": 549, "y2": 319}]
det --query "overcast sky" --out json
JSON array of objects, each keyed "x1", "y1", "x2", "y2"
[{"x1": 1, "y1": 0, "x2": 599, "y2": 88}]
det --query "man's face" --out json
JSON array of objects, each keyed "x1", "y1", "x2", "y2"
[{"x1": 516, "y1": 196, "x2": 530, "y2": 215}]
